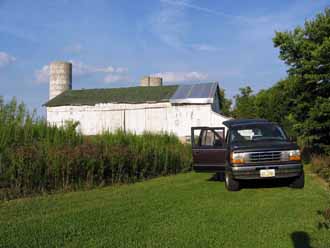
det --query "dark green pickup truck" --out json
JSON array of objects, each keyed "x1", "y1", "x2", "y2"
[{"x1": 191, "y1": 119, "x2": 304, "y2": 191}]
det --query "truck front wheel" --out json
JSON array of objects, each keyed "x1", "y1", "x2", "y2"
[
  {"x1": 225, "y1": 172, "x2": 240, "y2": 191},
  {"x1": 290, "y1": 171, "x2": 305, "y2": 189}
]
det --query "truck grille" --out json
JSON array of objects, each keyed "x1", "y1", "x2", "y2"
[{"x1": 248, "y1": 151, "x2": 282, "y2": 163}]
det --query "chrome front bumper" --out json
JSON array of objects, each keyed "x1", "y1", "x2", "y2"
[{"x1": 230, "y1": 163, "x2": 303, "y2": 179}]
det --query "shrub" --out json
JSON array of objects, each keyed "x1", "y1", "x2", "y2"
[
  {"x1": 310, "y1": 154, "x2": 330, "y2": 226},
  {"x1": 311, "y1": 155, "x2": 330, "y2": 184}
]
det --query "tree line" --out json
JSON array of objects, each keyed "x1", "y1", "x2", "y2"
[{"x1": 220, "y1": 8, "x2": 330, "y2": 156}]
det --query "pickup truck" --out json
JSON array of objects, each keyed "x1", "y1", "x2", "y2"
[{"x1": 191, "y1": 119, "x2": 304, "y2": 191}]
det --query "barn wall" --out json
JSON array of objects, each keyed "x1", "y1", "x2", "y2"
[{"x1": 47, "y1": 102, "x2": 229, "y2": 138}]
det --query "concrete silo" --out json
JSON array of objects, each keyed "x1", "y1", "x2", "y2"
[
  {"x1": 140, "y1": 76, "x2": 150, "y2": 87},
  {"x1": 49, "y1": 61, "x2": 72, "y2": 100},
  {"x1": 140, "y1": 76, "x2": 163, "y2": 87},
  {"x1": 149, "y1": 76, "x2": 163, "y2": 86}
]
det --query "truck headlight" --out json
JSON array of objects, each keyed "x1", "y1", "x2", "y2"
[
  {"x1": 230, "y1": 152, "x2": 248, "y2": 164},
  {"x1": 288, "y1": 149, "x2": 301, "y2": 161},
  {"x1": 282, "y1": 149, "x2": 301, "y2": 161}
]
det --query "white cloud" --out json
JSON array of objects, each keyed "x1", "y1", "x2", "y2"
[
  {"x1": 160, "y1": 0, "x2": 277, "y2": 25},
  {"x1": 34, "y1": 60, "x2": 129, "y2": 84},
  {"x1": 150, "y1": 0, "x2": 253, "y2": 50},
  {"x1": 151, "y1": 71, "x2": 208, "y2": 82},
  {"x1": 161, "y1": 0, "x2": 244, "y2": 20},
  {"x1": 152, "y1": 0, "x2": 307, "y2": 51},
  {"x1": 115, "y1": 67, "x2": 129, "y2": 73},
  {"x1": 151, "y1": 0, "x2": 188, "y2": 48},
  {"x1": 191, "y1": 44, "x2": 222, "y2": 52},
  {"x1": 70, "y1": 60, "x2": 102, "y2": 76},
  {"x1": 35, "y1": 65, "x2": 50, "y2": 83},
  {"x1": 0, "y1": 52, "x2": 16, "y2": 68},
  {"x1": 104, "y1": 74, "x2": 129, "y2": 83}
]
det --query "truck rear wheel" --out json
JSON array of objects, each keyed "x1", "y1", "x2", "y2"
[
  {"x1": 225, "y1": 172, "x2": 240, "y2": 191},
  {"x1": 290, "y1": 171, "x2": 305, "y2": 189}
]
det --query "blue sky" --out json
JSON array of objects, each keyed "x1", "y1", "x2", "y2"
[{"x1": 0, "y1": 0, "x2": 329, "y2": 114}]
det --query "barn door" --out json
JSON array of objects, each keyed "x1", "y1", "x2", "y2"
[{"x1": 191, "y1": 127, "x2": 227, "y2": 172}]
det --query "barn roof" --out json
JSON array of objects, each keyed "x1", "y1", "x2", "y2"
[
  {"x1": 44, "y1": 82, "x2": 219, "y2": 107},
  {"x1": 170, "y1": 82, "x2": 218, "y2": 104}
]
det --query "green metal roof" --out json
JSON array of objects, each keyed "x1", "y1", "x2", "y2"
[{"x1": 44, "y1": 85, "x2": 179, "y2": 107}]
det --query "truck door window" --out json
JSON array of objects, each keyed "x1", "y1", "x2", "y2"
[
  {"x1": 191, "y1": 127, "x2": 225, "y2": 148},
  {"x1": 191, "y1": 129, "x2": 202, "y2": 146},
  {"x1": 201, "y1": 130, "x2": 213, "y2": 146},
  {"x1": 201, "y1": 129, "x2": 224, "y2": 147}
]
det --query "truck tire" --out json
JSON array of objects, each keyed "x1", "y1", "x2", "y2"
[
  {"x1": 290, "y1": 171, "x2": 305, "y2": 189},
  {"x1": 225, "y1": 172, "x2": 240, "y2": 191}
]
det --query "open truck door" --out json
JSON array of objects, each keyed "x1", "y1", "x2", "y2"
[{"x1": 191, "y1": 127, "x2": 227, "y2": 172}]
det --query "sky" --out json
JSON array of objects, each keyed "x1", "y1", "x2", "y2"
[{"x1": 0, "y1": 0, "x2": 329, "y2": 114}]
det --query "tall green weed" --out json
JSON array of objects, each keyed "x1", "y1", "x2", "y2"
[{"x1": 0, "y1": 98, "x2": 191, "y2": 200}]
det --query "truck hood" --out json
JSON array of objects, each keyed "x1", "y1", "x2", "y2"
[{"x1": 230, "y1": 140, "x2": 299, "y2": 152}]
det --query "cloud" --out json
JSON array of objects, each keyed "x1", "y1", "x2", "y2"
[
  {"x1": 151, "y1": 0, "x2": 303, "y2": 51},
  {"x1": 151, "y1": 71, "x2": 208, "y2": 82},
  {"x1": 160, "y1": 0, "x2": 276, "y2": 25},
  {"x1": 0, "y1": 52, "x2": 16, "y2": 68},
  {"x1": 150, "y1": 0, "x2": 253, "y2": 50},
  {"x1": 161, "y1": 0, "x2": 244, "y2": 20},
  {"x1": 34, "y1": 61, "x2": 129, "y2": 84},
  {"x1": 150, "y1": 0, "x2": 188, "y2": 48},
  {"x1": 104, "y1": 74, "x2": 129, "y2": 83},
  {"x1": 191, "y1": 44, "x2": 222, "y2": 52},
  {"x1": 35, "y1": 65, "x2": 50, "y2": 83}
]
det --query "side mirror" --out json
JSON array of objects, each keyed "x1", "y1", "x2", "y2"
[{"x1": 289, "y1": 136, "x2": 297, "y2": 142}]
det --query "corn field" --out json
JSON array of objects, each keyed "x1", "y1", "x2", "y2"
[{"x1": 0, "y1": 97, "x2": 192, "y2": 200}]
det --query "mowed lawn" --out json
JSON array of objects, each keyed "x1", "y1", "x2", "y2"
[{"x1": 1, "y1": 168, "x2": 329, "y2": 248}]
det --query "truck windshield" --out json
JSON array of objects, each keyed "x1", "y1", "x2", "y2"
[{"x1": 230, "y1": 124, "x2": 287, "y2": 143}]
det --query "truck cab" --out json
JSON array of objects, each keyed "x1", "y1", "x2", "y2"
[{"x1": 191, "y1": 119, "x2": 304, "y2": 191}]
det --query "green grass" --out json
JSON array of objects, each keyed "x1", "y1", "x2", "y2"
[{"x1": 1, "y1": 168, "x2": 329, "y2": 248}]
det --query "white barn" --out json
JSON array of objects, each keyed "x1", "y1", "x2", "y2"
[{"x1": 45, "y1": 62, "x2": 229, "y2": 140}]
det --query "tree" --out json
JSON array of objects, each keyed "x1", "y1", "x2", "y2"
[
  {"x1": 218, "y1": 88, "x2": 232, "y2": 116},
  {"x1": 232, "y1": 86, "x2": 256, "y2": 118},
  {"x1": 272, "y1": 8, "x2": 330, "y2": 153},
  {"x1": 230, "y1": 8, "x2": 330, "y2": 154}
]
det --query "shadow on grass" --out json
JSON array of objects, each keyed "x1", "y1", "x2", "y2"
[
  {"x1": 208, "y1": 172, "x2": 225, "y2": 182},
  {"x1": 240, "y1": 178, "x2": 292, "y2": 189},
  {"x1": 208, "y1": 172, "x2": 293, "y2": 189},
  {"x1": 291, "y1": 231, "x2": 311, "y2": 248}
]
